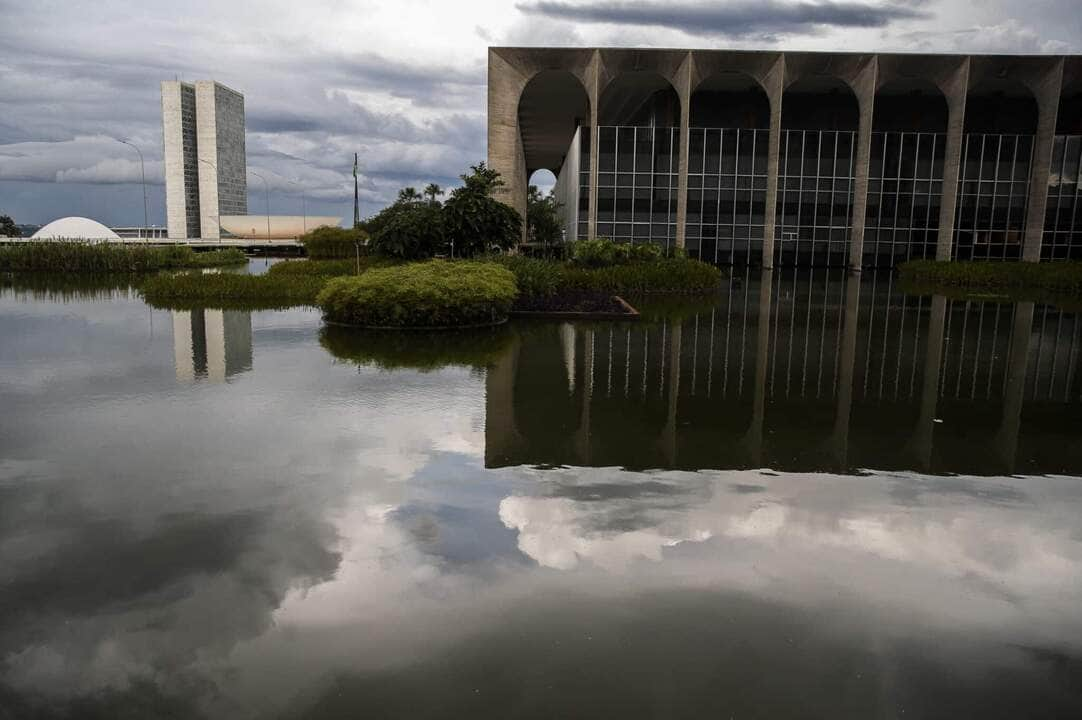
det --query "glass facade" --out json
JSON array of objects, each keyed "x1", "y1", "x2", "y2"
[
  {"x1": 686, "y1": 128, "x2": 769, "y2": 265},
  {"x1": 775, "y1": 130, "x2": 856, "y2": 267},
  {"x1": 594, "y1": 126, "x2": 679, "y2": 246},
  {"x1": 952, "y1": 133, "x2": 1034, "y2": 260},
  {"x1": 561, "y1": 127, "x2": 1082, "y2": 265},
  {"x1": 1043, "y1": 135, "x2": 1082, "y2": 260},
  {"x1": 864, "y1": 132, "x2": 945, "y2": 267}
]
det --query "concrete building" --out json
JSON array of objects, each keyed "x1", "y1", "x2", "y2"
[
  {"x1": 161, "y1": 80, "x2": 247, "y2": 240},
  {"x1": 488, "y1": 48, "x2": 1082, "y2": 268}
]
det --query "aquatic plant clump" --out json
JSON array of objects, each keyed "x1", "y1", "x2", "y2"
[
  {"x1": 139, "y1": 272, "x2": 326, "y2": 310},
  {"x1": 495, "y1": 255, "x2": 721, "y2": 297},
  {"x1": 319, "y1": 324, "x2": 514, "y2": 371},
  {"x1": 316, "y1": 260, "x2": 518, "y2": 328},
  {"x1": 266, "y1": 257, "x2": 393, "y2": 277},
  {"x1": 0, "y1": 242, "x2": 247, "y2": 272},
  {"x1": 898, "y1": 260, "x2": 1082, "y2": 294},
  {"x1": 299, "y1": 226, "x2": 369, "y2": 259}
]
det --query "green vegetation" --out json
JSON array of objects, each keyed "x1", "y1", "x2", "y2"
[
  {"x1": 317, "y1": 260, "x2": 518, "y2": 328},
  {"x1": 299, "y1": 226, "x2": 369, "y2": 259},
  {"x1": 898, "y1": 260, "x2": 1082, "y2": 294},
  {"x1": 570, "y1": 238, "x2": 665, "y2": 267},
  {"x1": 319, "y1": 323, "x2": 513, "y2": 371},
  {"x1": 362, "y1": 162, "x2": 522, "y2": 260},
  {"x1": 140, "y1": 272, "x2": 326, "y2": 310},
  {"x1": 495, "y1": 253, "x2": 721, "y2": 298},
  {"x1": 526, "y1": 185, "x2": 562, "y2": 246},
  {"x1": 267, "y1": 257, "x2": 394, "y2": 277},
  {"x1": 0, "y1": 214, "x2": 18, "y2": 238},
  {"x1": 0, "y1": 243, "x2": 246, "y2": 272}
]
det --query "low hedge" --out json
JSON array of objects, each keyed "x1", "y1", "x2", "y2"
[
  {"x1": 495, "y1": 255, "x2": 721, "y2": 297},
  {"x1": 0, "y1": 243, "x2": 246, "y2": 272},
  {"x1": 898, "y1": 260, "x2": 1082, "y2": 293},
  {"x1": 319, "y1": 324, "x2": 513, "y2": 371},
  {"x1": 300, "y1": 226, "x2": 369, "y2": 259},
  {"x1": 139, "y1": 272, "x2": 326, "y2": 310},
  {"x1": 316, "y1": 260, "x2": 518, "y2": 328}
]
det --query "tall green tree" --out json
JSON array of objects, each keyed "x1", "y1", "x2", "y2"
[
  {"x1": 397, "y1": 187, "x2": 423, "y2": 203},
  {"x1": 526, "y1": 185, "x2": 563, "y2": 246},
  {"x1": 0, "y1": 215, "x2": 18, "y2": 238},
  {"x1": 441, "y1": 162, "x2": 522, "y2": 256},
  {"x1": 423, "y1": 183, "x2": 443, "y2": 203}
]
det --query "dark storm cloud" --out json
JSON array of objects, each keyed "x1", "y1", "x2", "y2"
[{"x1": 517, "y1": 0, "x2": 931, "y2": 37}]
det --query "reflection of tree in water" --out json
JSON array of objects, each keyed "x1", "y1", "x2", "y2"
[{"x1": 319, "y1": 324, "x2": 514, "y2": 372}]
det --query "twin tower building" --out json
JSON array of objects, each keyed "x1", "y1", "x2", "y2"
[{"x1": 160, "y1": 81, "x2": 247, "y2": 240}]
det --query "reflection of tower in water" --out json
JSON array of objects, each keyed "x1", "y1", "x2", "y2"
[{"x1": 172, "y1": 309, "x2": 253, "y2": 382}]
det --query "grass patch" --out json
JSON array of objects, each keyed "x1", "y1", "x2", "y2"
[
  {"x1": 897, "y1": 260, "x2": 1082, "y2": 294},
  {"x1": 0, "y1": 243, "x2": 246, "y2": 272},
  {"x1": 317, "y1": 260, "x2": 517, "y2": 328},
  {"x1": 267, "y1": 257, "x2": 393, "y2": 277},
  {"x1": 139, "y1": 272, "x2": 326, "y2": 310},
  {"x1": 495, "y1": 255, "x2": 721, "y2": 299},
  {"x1": 319, "y1": 324, "x2": 513, "y2": 371}
]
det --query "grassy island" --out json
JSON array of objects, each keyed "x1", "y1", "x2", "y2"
[
  {"x1": 898, "y1": 260, "x2": 1082, "y2": 295},
  {"x1": 317, "y1": 260, "x2": 518, "y2": 328},
  {"x1": 0, "y1": 243, "x2": 246, "y2": 272}
]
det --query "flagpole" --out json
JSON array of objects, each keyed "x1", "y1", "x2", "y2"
[{"x1": 353, "y1": 153, "x2": 359, "y2": 227}]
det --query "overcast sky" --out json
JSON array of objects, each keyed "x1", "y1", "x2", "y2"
[{"x1": 0, "y1": 0, "x2": 1078, "y2": 227}]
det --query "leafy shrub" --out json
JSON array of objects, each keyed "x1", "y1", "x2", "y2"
[
  {"x1": 442, "y1": 163, "x2": 522, "y2": 256},
  {"x1": 495, "y1": 255, "x2": 721, "y2": 297},
  {"x1": 316, "y1": 260, "x2": 518, "y2": 328},
  {"x1": 139, "y1": 272, "x2": 326, "y2": 310},
  {"x1": 319, "y1": 324, "x2": 513, "y2": 371},
  {"x1": 898, "y1": 260, "x2": 1082, "y2": 293},
  {"x1": 369, "y1": 201, "x2": 445, "y2": 260},
  {"x1": 0, "y1": 242, "x2": 245, "y2": 272},
  {"x1": 300, "y1": 226, "x2": 369, "y2": 259},
  {"x1": 570, "y1": 238, "x2": 664, "y2": 267}
]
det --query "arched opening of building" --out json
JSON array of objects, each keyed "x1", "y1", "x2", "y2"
[
  {"x1": 864, "y1": 79, "x2": 949, "y2": 267},
  {"x1": 1046, "y1": 80, "x2": 1082, "y2": 259},
  {"x1": 954, "y1": 78, "x2": 1039, "y2": 261},
  {"x1": 687, "y1": 72, "x2": 771, "y2": 265},
  {"x1": 596, "y1": 72, "x2": 681, "y2": 247},
  {"x1": 517, "y1": 71, "x2": 590, "y2": 243},
  {"x1": 777, "y1": 77, "x2": 860, "y2": 266},
  {"x1": 526, "y1": 168, "x2": 563, "y2": 246}
]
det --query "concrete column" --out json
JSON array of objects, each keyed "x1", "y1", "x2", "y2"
[
  {"x1": 486, "y1": 51, "x2": 528, "y2": 242},
  {"x1": 674, "y1": 52, "x2": 693, "y2": 251},
  {"x1": 762, "y1": 58, "x2": 785, "y2": 269},
  {"x1": 832, "y1": 272, "x2": 861, "y2": 468},
  {"x1": 848, "y1": 58, "x2": 879, "y2": 271},
  {"x1": 483, "y1": 332, "x2": 521, "y2": 468},
  {"x1": 587, "y1": 50, "x2": 602, "y2": 241},
  {"x1": 662, "y1": 321, "x2": 682, "y2": 466},
  {"x1": 908, "y1": 295, "x2": 947, "y2": 470},
  {"x1": 742, "y1": 268, "x2": 774, "y2": 465},
  {"x1": 936, "y1": 60, "x2": 970, "y2": 261},
  {"x1": 995, "y1": 301, "x2": 1034, "y2": 473},
  {"x1": 1023, "y1": 60, "x2": 1065, "y2": 262}
]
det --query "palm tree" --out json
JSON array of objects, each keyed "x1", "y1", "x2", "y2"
[
  {"x1": 397, "y1": 187, "x2": 422, "y2": 203},
  {"x1": 423, "y1": 183, "x2": 443, "y2": 203}
]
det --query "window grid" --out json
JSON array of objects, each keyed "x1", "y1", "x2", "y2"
[
  {"x1": 685, "y1": 127, "x2": 769, "y2": 265},
  {"x1": 576, "y1": 129, "x2": 591, "y2": 240},
  {"x1": 1043, "y1": 135, "x2": 1082, "y2": 260},
  {"x1": 864, "y1": 131, "x2": 945, "y2": 267},
  {"x1": 952, "y1": 133, "x2": 1034, "y2": 261},
  {"x1": 776, "y1": 129, "x2": 856, "y2": 266},
  {"x1": 594, "y1": 125, "x2": 679, "y2": 246}
]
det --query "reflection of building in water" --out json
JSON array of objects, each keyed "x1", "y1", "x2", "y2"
[
  {"x1": 172, "y1": 309, "x2": 252, "y2": 382},
  {"x1": 486, "y1": 270, "x2": 1082, "y2": 475}
]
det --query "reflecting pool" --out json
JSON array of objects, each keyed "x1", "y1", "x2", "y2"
[{"x1": 1, "y1": 264, "x2": 1081, "y2": 718}]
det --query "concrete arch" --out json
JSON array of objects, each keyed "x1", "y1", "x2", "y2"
[
  {"x1": 597, "y1": 70, "x2": 681, "y2": 126},
  {"x1": 964, "y1": 76, "x2": 1039, "y2": 134},
  {"x1": 517, "y1": 70, "x2": 591, "y2": 177},
  {"x1": 873, "y1": 78, "x2": 948, "y2": 132},
  {"x1": 689, "y1": 69, "x2": 770, "y2": 128}
]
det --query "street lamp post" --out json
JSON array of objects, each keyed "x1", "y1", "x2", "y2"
[
  {"x1": 288, "y1": 179, "x2": 307, "y2": 233},
  {"x1": 116, "y1": 138, "x2": 148, "y2": 243},
  {"x1": 249, "y1": 171, "x2": 271, "y2": 240}
]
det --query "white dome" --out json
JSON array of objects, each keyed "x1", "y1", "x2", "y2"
[{"x1": 31, "y1": 217, "x2": 120, "y2": 241}]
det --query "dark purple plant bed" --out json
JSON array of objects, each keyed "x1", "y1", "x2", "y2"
[{"x1": 511, "y1": 291, "x2": 639, "y2": 320}]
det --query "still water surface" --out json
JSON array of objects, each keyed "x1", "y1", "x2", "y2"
[{"x1": 1, "y1": 263, "x2": 1081, "y2": 718}]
